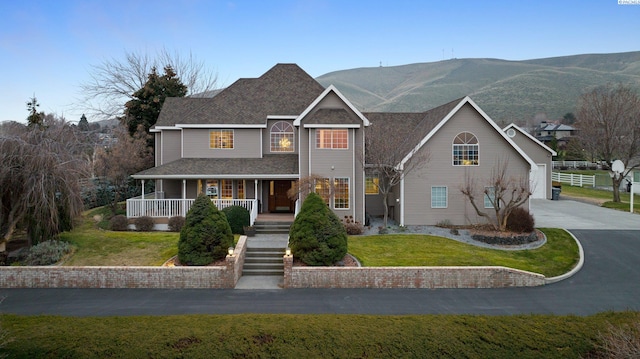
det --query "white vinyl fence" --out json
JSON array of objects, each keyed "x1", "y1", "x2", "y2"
[{"x1": 551, "y1": 172, "x2": 596, "y2": 187}]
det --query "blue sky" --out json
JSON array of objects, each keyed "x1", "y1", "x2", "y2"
[{"x1": 1, "y1": 0, "x2": 638, "y2": 123}]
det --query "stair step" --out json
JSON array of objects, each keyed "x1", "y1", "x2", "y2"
[
  {"x1": 244, "y1": 262, "x2": 284, "y2": 270},
  {"x1": 244, "y1": 256, "x2": 283, "y2": 264},
  {"x1": 242, "y1": 269, "x2": 284, "y2": 276}
]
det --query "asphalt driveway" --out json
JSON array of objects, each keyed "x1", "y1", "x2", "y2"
[{"x1": 530, "y1": 198, "x2": 640, "y2": 230}]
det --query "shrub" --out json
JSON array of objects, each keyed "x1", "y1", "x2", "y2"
[
  {"x1": 506, "y1": 207, "x2": 535, "y2": 233},
  {"x1": 343, "y1": 221, "x2": 364, "y2": 235},
  {"x1": 23, "y1": 240, "x2": 72, "y2": 266},
  {"x1": 110, "y1": 215, "x2": 129, "y2": 231},
  {"x1": 221, "y1": 206, "x2": 250, "y2": 234},
  {"x1": 168, "y1": 216, "x2": 185, "y2": 232},
  {"x1": 178, "y1": 194, "x2": 234, "y2": 265},
  {"x1": 597, "y1": 321, "x2": 640, "y2": 358},
  {"x1": 134, "y1": 216, "x2": 154, "y2": 231},
  {"x1": 288, "y1": 192, "x2": 347, "y2": 266}
]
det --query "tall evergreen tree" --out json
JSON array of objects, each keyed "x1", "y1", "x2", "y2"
[
  {"x1": 26, "y1": 95, "x2": 44, "y2": 128},
  {"x1": 124, "y1": 66, "x2": 187, "y2": 145}
]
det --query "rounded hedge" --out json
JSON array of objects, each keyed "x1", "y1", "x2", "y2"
[
  {"x1": 288, "y1": 192, "x2": 348, "y2": 266},
  {"x1": 221, "y1": 205, "x2": 250, "y2": 234},
  {"x1": 178, "y1": 194, "x2": 234, "y2": 265}
]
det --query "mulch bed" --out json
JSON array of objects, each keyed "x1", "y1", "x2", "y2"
[{"x1": 468, "y1": 226, "x2": 543, "y2": 246}]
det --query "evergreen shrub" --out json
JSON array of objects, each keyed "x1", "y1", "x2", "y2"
[
  {"x1": 288, "y1": 192, "x2": 347, "y2": 265},
  {"x1": 24, "y1": 240, "x2": 73, "y2": 266},
  {"x1": 178, "y1": 194, "x2": 234, "y2": 265},
  {"x1": 221, "y1": 206, "x2": 250, "y2": 234}
]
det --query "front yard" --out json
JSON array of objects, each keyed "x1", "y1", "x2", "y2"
[{"x1": 56, "y1": 208, "x2": 579, "y2": 278}]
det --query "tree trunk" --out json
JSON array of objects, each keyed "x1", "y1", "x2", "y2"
[
  {"x1": 382, "y1": 192, "x2": 389, "y2": 228},
  {"x1": 612, "y1": 176, "x2": 622, "y2": 203}
]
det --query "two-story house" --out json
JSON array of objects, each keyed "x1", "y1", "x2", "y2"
[{"x1": 129, "y1": 64, "x2": 551, "y2": 227}]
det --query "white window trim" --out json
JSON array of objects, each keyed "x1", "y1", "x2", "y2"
[
  {"x1": 270, "y1": 121, "x2": 295, "y2": 153},
  {"x1": 333, "y1": 177, "x2": 350, "y2": 210},
  {"x1": 209, "y1": 129, "x2": 234, "y2": 149},
  {"x1": 452, "y1": 132, "x2": 479, "y2": 166},
  {"x1": 431, "y1": 186, "x2": 448, "y2": 209},
  {"x1": 484, "y1": 186, "x2": 496, "y2": 208},
  {"x1": 315, "y1": 129, "x2": 349, "y2": 150}
]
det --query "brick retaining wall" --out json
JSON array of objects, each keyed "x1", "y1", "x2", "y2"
[
  {"x1": 0, "y1": 236, "x2": 248, "y2": 289},
  {"x1": 283, "y1": 256, "x2": 545, "y2": 288}
]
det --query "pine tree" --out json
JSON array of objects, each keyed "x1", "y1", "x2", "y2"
[{"x1": 124, "y1": 66, "x2": 187, "y2": 146}]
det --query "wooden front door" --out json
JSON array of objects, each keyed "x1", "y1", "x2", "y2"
[{"x1": 268, "y1": 180, "x2": 294, "y2": 212}]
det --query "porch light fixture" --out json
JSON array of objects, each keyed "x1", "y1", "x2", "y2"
[
  {"x1": 285, "y1": 247, "x2": 291, "y2": 256},
  {"x1": 228, "y1": 247, "x2": 234, "y2": 256}
]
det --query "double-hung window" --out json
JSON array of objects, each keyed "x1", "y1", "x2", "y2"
[
  {"x1": 484, "y1": 186, "x2": 496, "y2": 208},
  {"x1": 431, "y1": 186, "x2": 448, "y2": 208},
  {"x1": 365, "y1": 175, "x2": 379, "y2": 195},
  {"x1": 316, "y1": 129, "x2": 348, "y2": 149},
  {"x1": 314, "y1": 178, "x2": 331, "y2": 205}
]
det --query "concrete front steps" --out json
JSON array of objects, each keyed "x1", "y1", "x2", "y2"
[
  {"x1": 252, "y1": 220, "x2": 292, "y2": 234},
  {"x1": 242, "y1": 247, "x2": 286, "y2": 276}
]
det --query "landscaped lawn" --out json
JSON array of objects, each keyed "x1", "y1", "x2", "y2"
[
  {"x1": 1, "y1": 312, "x2": 638, "y2": 358},
  {"x1": 61, "y1": 208, "x2": 578, "y2": 275},
  {"x1": 560, "y1": 185, "x2": 640, "y2": 213},
  {"x1": 349, "y1": 228, "x2": 578, "y2": 277}
]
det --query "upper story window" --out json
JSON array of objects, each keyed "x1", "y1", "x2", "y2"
[
  {"x1": 316, "y1": 129, "x2": 348, "y2": 149},
  {"x1": 210, "y1": 130, "x2": 234, "y2": 149},
  {"x1": 270, "y1": 121, "x2": 294, "y2": 152},
  {"x1": 452, "y1": 132, "x2": 478, "y2": 166}
]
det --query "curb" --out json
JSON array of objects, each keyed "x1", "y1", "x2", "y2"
[{"x1": 545, "y1": 228, "x2": 584, "y2": 284}]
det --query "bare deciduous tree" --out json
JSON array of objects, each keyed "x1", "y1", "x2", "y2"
[
  {"x1": 359, "y1": 119, "x2": 430, "y2": 227},
  {"x1": 287, "y1": 174, "x2": 333, "y2": 202},
  {"x1": 576, "y1": 83, "x2": 640, "y2": 202},
  {"x1": 80, "y1": 48, "x2": 218, "y2": 120},
  {"x1": 460, "y1": 160, "x2": 531, "y2": 232},
  {"x1": 93, "y1": 124, "x2": 154, "y2": 214},
  {"x1": 0, "y1": 118, "x2": 90, "y2": 253}
]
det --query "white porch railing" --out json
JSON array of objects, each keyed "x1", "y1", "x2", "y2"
[
  {"x1": 126, "y1": 198, "x2": 259, "y2": 225},
  {"x1": 552, "y1": 172, "x2": 596, "y2": 187}
]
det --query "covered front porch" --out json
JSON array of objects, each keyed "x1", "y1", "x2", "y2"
[{"x1": 126, "y1": 195, "x2": 259, "y2": 225}]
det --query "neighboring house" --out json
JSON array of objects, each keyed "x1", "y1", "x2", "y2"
[
  {"x1": 535, "y1": 122, "x2": 576, "y2": 148},
  {"x1": 129, "y1": 64, "x2": 542, "y2": 226},
  {"x1": 503, "y1": 124, "x2": 557, "y2": 199}
]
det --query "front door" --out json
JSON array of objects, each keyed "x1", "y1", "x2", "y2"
[{"x1": 268, "y1": 180, "x2": 294, "y2": 212}]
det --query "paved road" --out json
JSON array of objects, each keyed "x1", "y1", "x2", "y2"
[
  {"x1": 1, "y1": 229, "x2": 638, "y2": 316},
  {"x1": 0, "y1": 200, "x2": 638, "y2": 316}
]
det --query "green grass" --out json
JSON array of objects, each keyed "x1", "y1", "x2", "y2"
[
  {"x1": 349, "y1": 228, "x2": 578, "y2": 277},
  {"x1": 560, "y1": 185, "x2": 640, "y2": 213},
  {"x1": 59, "y1": 207, "x2": 241, "y2": 266},
  {"x1": 1, "y1": 312, "x2": 638, "y2": 358}
]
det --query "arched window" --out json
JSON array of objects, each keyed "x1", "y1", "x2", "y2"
[
  {"x1": 270, "y1": 121, "x2": 294, "y2": 152},
  {"x1": 452, "y1": 132, "x2": 479, "y2": 166}
]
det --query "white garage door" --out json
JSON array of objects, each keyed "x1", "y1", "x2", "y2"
[{"x1": 531, "y1": 163, "x2": 547, "y2": 199}]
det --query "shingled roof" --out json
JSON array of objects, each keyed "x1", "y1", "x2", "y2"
[
  {"x1": 133, "y1": 154, "x2": 299, "y2": 179},
  {"x1": 363, "y1": 97, "x2": 463, "y2": 161},
  {"x1": 155, "y1": 64, "x2": 325, "y2": 126}
]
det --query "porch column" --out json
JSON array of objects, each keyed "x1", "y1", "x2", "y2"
[
  {"x1": 254, "y1": 180, "x2": 259, "y2": 213},
  {"x1": 141, "y1": 179, "x2": 145, "y2": 216},
  {"x1": 182, "y1": 179, "x2": 187, "y2": 216}
]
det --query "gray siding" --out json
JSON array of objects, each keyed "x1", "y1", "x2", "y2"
[
  {"x1": 402, "y1": 104, "x2": 531, "y2": 226},
  {"x1": 182, "y1": 128, "x2": 261, "y2": 158},
  {"x1": 161, "y1": 130, "x2": 182, "y2": 164},
  {"x1": 507, "y1": 129, "x2": 553, "y2": 199}
]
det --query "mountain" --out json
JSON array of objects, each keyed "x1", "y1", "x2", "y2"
[{"x1": 316, "y1": 51, "x2": 640, "y2": 125}]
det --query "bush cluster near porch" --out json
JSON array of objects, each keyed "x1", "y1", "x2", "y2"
[
  {"x1": 349, "y1": 229, "x2": 578, "y2": 278},
  {"x1": 1, "y1": 312, "x2": 638, "y2": 358}
]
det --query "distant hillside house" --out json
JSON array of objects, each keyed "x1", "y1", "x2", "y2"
[
  {"x1": 535, "y1": 122, "x2": 576, "y2": 144},
  {"x1": 129, "y1": 64, "x2": 550, "y2": 227}
]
